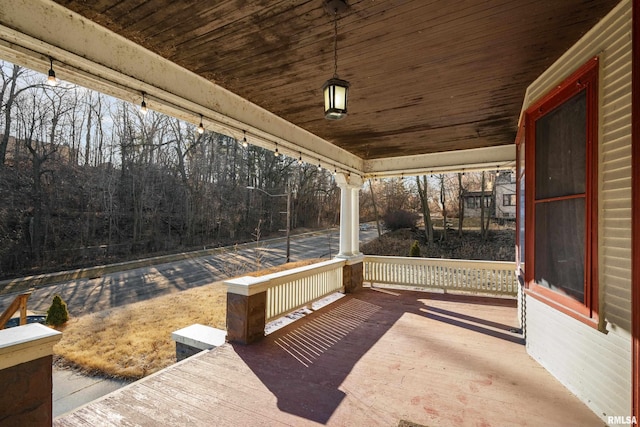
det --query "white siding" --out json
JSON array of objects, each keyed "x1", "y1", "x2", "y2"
[
  {"x1": 495, "y1": 182, "x2": 516, "y2": 219},
  {"x1": 521, "y1": 0, "x2": 633, "y2": 422},
  {"x1": 527, "y1": 298, "x2": 631, "y2": 420}
]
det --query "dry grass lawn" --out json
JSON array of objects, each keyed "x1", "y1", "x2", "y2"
[{"x1": 53, "y1": 259, "x2": 322, "y2": 380}]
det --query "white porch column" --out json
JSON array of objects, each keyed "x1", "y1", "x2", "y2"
[
  {"x1": 336, "y1": 176, "x2": 353, "y2": 257},
  {"x1": 335, "y1": 173, "x2": 364, "y2": 293},
  {"x1": 351, "y1": 185, "x2": 361, "y2": 255},
  {"x1": 335, "y1": 173, "x2": 363, "y2": 258}
]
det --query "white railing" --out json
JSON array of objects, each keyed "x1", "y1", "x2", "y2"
[
  {"x1": 364, "y1": 255, "x2": 517, "y2": 297},
  {"x1": 265, "y1": 259, "x2": 346, "y2": 321},
  {"x1": 225, "y1": 258, "x2": 346, "y2": 322}
]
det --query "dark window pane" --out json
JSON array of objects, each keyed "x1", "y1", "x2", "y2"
[
  {"x1": 535, "y1": 90, "x2": 586, "y2": 199},
  {"x1": 534, "y1": 198, "x2": 585, "y2": 303}
]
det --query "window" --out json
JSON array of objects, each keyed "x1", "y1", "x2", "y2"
[
  {"x1": 466, "y1": 197, "x2": 477, "y2": 209},
  {"x1": 503, "y1": 194, "x2": 516, "y2": 206},
  {"x1": 524, "y1": 57, "x2": 599, "y2": 325}
]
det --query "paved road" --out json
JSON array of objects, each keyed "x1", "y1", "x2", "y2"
[{"x1": 1, "y1": 228, "x2": 379, "y2": 317}]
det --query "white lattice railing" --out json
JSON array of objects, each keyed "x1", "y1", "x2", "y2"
[
  {"x1": 364, "y1": 255, "x2": 517, "y2": 296},
  {"x1": 225, "y1": 258, "x2": 346, "y2": 323}
]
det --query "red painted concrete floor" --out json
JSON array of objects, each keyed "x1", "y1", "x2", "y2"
[{"x1": 55, "y1": 288, "x2": 603, "y2": 426}]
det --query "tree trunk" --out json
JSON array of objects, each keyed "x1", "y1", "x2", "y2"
[
  {"x1": 439, "y1": 174, "x2": 447, "y2": 242},
  {"x1": 457, "y1": 173, "x2": 464, "y2": 237},
  {"x1": 483, "y1": 172, "x2": 495, "y2": 240},
  {"x1": 84, "y1": 103, "x2": 92, "y2": 166},
  {"x1": 416, "y1": 176, "x2": 433, "y2": 244},
  {"x1": 0, "y1": 65, "x2": 20, "y2": 167},
  {"x1": 480, "y1": 171, "x2": 486, "y2": 237},
  {"x1": 368, "y1": 179, "x2": 382, "y2": 238}
]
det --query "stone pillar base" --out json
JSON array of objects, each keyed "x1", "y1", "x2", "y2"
[
  {"x1": 343, "y1": 259, "x2": 364, "y2": 293},
  {"x1": 226, "y1": 292, "x2": 267, "y2": 344},
  {"x1": 0, "y1": 356, "x2": 53, "y2": 426},
  {"x1": 0, "y1": 324, "x2": 61, "y2": 425}
]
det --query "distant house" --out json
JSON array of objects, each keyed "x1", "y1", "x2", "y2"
[
  {"x1": 462, "y1": 170, "x2": 516, "y2": 220},
  {"x1": 463, "y1": 190, "x2": 492, "y2": 218}
]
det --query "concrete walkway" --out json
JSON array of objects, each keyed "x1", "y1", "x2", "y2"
[{"x1": 53, "y1": 367, "x2": 130, "y2": 418}]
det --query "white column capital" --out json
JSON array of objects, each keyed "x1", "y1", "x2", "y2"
[{"x1": 335, "y1": 172, "x2": 363, "y2": 189}]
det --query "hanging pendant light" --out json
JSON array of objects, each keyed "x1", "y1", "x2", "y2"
[
  {"x1": 242, "y1": 131, "x2": 248, "y2": 148},
  {"x1": 323, "y1": 0, "x2": 349, "y2": 120},
  {"x1": 47, "y1": 57, "x2": 58, "y2": 86}
]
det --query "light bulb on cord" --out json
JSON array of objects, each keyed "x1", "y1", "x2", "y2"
[
  {"x1": 197, "y1": 115, "x2": 204, "y2": 134},
  {"x1": 140, "y1": 93, "x2": 148, "y2": 115},
  {"x1": 47, "y1": 57, "x2": 58, "y2": 86}
]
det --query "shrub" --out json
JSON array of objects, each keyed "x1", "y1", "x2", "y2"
[
  {"x1": 409, "y1": 240, "x2": 421, "y2": 257},
  {"x1": 46, "y1": 294, "x2": 69, "y2": 326},
  {"x1": 382, "y1": 210, "x2": 419, "y2": 231}
]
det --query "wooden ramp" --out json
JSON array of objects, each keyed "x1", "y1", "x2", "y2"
[{"x1": 55, "y1": 289, "x2": 603, "y2": 426}]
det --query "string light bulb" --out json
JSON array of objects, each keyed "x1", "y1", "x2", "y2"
[
  {"x1": 274, "y1": 143, "x2": 279, "y2": 157},
  {"x1": 242, "y1": 131, "x2": 248, "y2": 148},
  {"x1": 47, "y1": 57, "x2": 58, "y2": 86},
  {"x1": 317, "y1": 162, "x2": 322, "y2": 171},
  {"x1": 140, "y1": 92, "x2": 148, "y2": 115},
  {"x1": 197, "y1": 115, "x2": 204, "y2": 134},
  {"x1": 298, "y1": 153, "x2": 303, "y2": 165}
]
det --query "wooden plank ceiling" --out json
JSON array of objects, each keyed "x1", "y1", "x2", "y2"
[{"x1": 53, "y1": 0, "x2": 618, "y2": 160}]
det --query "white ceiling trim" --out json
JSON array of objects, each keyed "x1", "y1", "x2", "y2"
[{"x1": 364, "y1": 145, "x2": 516, "y2": 178}]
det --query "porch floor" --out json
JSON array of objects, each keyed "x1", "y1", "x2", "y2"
[{"x1": 54, "y1": 288, "x2": 602, "y2": 426}]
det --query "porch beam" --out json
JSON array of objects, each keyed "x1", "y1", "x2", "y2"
[
  {"x1": 363, "y1": 145, "x2": 516, "y2": 178},
  {"x1": 0, "y1": 0, "x2": 363, "y2": 176}
]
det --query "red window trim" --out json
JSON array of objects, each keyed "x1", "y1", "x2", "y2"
[
  {"x1": 523, "y1": 56, "x2": 600, "y2": 328},
  {"x1": 515, "y1": 126, "x2": 524, "y2": 272}
]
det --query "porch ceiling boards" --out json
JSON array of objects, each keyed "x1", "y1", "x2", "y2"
[
  {"x1": 52, "y1": 0, "x2": 618, "y2": 161},
  {"x1": 54, "y1": 289, "x2": 602, "y2": 426}
]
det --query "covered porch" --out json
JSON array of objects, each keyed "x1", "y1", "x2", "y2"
[
  {"x1": 0, "y1": 0, "x2": 638, "y2": 425},
  {"x1": 54, "y1": 287, "x2": 600, "y2": 427}
]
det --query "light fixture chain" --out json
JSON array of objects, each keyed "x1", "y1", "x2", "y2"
[{"x1": 333, "y1": 9, "x2": 338, "y2": 78}]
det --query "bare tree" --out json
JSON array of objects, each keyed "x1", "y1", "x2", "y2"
[
  {"x1": 368, "y1": 179, "x2": 382, "y2": 237},
  {"x1": 0, "y1": 59, "x2": 342, "y2": 278},
  {"x1": 457, "y1": 173, "x2": 465, "y2": 237},
  {"x1": 0, "y1": 63, "x2": 43, "y2": 167},
  {"x1": 416, "y1": 175, "x2": 433, "y2": 244}
]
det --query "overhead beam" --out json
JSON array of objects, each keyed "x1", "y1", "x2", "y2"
[
  {"x1": 363, "y1": 144, "x2": 516, "y2": 178},
  {"x1": 0, "y1": 0, "x2": 363, "y2": 175}
]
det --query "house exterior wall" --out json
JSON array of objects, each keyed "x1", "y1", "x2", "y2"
[
  {"x1": 521, "y1": 0, "x2": 633, "y2": 422},
  {"x1": 462, "y1": 192, "x2": 492, "y2": 218},
  {"x1": 495, "y1": 172, "x2": 516, "y2": 219}
]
